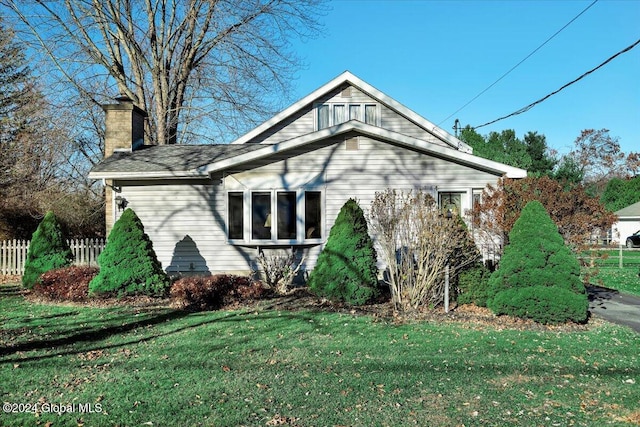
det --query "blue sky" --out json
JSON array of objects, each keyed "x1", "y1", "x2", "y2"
[{"x1": 290, "y1": 0, "x2": 639, "y2": 156}]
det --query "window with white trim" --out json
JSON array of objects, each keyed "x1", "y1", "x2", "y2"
[
  {"x1": 316, "y1": 102, "x2": 379, "y2": 130},
  {"x1": 438, "y1": 192, "x2": 463, "y2": 218},
  {"x1": 227, "y1": 190, "x2": 323, "y2": 243}
]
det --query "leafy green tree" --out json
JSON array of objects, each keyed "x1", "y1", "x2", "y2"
[
  {"x1": 308, "y1": 199, "x2": 379, "y2": 306},
  {"x1": 89, "y1": 209, "x2": 170, "y2": 297},
  {"x1": 524, "y1": 131, "x2": 556, "y2": 176},
  {"x1": 487, "y1": 201, "x2": 588, "y2": 324},
  {"x1": 601, "y1": 176, "x2": 640, "y2": 212},
  {"x1": 460, "y1": 126, "x2": 543, "y2": 171},
  {"x1": 22, "y1": 212, "x2": 74, "y2": 288},
  {"x1": 459, "y1": 126, "x2": 485, "y2": 148},
  {"x1": 552, "y1": 156, "x2": 584, "y2": 186}
]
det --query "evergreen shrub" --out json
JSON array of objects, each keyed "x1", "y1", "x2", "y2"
[
  {"x1": 489, "y1": 285, "x2": 589, "y2": 324},
  {"x1": 456, "y1": 263, "x2": 491, "y2": 307},
  {"x1": 308, "y1": 199, "x2": 379, "y2": 306},
  {"x1": 22, "y1": 211, "x2": 74, "y2": 288},
  {"x1": 487, "y1": 201, "x2": 588, "y2": 323},
  {"x1": 89, "y1": 209, "x2": 170, "y2": 297}
]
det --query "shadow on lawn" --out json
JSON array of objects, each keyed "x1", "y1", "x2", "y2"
[
  {"x1": 0, "y1": 305, "x2": 326, "y2": 364},
  {"x1": 0, "y1": 283, "x2": 26, "y2": 296},
  {"x1": 0, "y1": 308, "x2": 190, "y2": 358}
]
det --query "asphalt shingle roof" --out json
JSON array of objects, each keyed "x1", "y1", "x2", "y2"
[
  {"x1": 90, "y1": 144, "x2": 266, "y2": 175},
  {"x1": 615, "y1": 201, "x2": 640, "y2": 217}
]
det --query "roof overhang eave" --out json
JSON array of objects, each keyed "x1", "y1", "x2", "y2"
[
  {"x1": 88, "y1": 170, "x2": 207, "y2": 180},
  {"x1": 204, "y1": 121, "x2": 528, "y2": 178}
]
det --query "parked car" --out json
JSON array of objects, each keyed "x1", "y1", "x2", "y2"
[{"x1": 626, "y1": 230, "x2": 640, "y2": 248}]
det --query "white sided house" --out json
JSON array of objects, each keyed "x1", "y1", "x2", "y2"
[
  {"x1": 611, "y1": 201, "x2": 640, "y2": 247},
  {"x1": 89, "y1": 71, "x2": 526, "y2": 276}
]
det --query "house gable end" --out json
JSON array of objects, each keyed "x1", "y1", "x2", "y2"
[{"x1": 231, "y1": 71, "x2": 472, "y2": 153}]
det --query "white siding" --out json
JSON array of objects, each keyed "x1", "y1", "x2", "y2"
[
  {"x1": 246, "y1": 84, "x2": 451, "y2": 148},
  {"x1": 612, "y1": 219, "x2": 640, "y2": 245},
  {"x1": 379, "y1": 104, "x2": 449, "y2": 147},
  {"x1": 116, "y1": 137, "x2": 501, "y2": 275},
  {"x1": 247, "y1": 107, "x2": 315, "y2": 144}
]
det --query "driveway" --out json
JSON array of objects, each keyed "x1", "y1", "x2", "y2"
[{"x1": 587, "y1": 285, "x2": 640, "y2": 333}]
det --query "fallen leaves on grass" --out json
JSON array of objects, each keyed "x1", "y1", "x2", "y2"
[{"x1": 266, "y1": 414, "x2": 300, "y2": 426}]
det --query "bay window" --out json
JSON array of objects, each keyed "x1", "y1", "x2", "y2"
[{"x1": 228, "y1": 190, "x2": 323, "y2": 243}]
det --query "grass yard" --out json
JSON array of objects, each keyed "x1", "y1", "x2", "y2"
[
  {"x1": 582, "y1": 249, "x2": 640, "y2": 297},
  {"x1": 1, "y1": 287, "x2": 639, "y2": 427}
]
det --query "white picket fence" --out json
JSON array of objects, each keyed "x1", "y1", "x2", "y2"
[{"x1": 0, "y1": 238, "x2": 105, "y2": 275}]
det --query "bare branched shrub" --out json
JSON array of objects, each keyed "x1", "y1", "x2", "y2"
[
  {"x1": 255, "y1": 249, "x2": 305, "y2": 295},
  {"x1": 369, "y1": 189, "x2": 480, "y2": 312}
]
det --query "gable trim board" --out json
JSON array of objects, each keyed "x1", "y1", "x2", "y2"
[{"x1": 89, "y1": 71, "x2": 526, "y2": 276}]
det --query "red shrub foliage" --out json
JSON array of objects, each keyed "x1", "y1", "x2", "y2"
[
  {"x1": 170, "y1": 274, "x2": 266, "y2": 311},
  {"x1": 32, "y1": 266, "x2": 99, "y2": 302}
]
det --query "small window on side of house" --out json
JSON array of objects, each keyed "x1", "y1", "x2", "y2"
[
  {"x1": 228, "y1": 192, "x2": 244, "y2": 240},
  {"x1": 349, "y1": 104, "x2": 361, "y2": 121},
  {"x1": 305, "y1": 192, "x2": 322, "y2": 239},
  {"x1": 317, "y1": 104, "x2": 330, "y2": 130},
  {"x1": 364, "y1": 104, "x2": 377, "y2": 125},
  {"x1": 277, "y1": 191, "x2": 297, "y2": 240},
  {"x1": 333, "y1": 104, "x2": 346, "y2": 125},
  {"x1": 439, "y1": 192, "x2": 462, "y2": 218},
  {"x1": 252, "y1": 192, "x2": 272, "y2": 240}
]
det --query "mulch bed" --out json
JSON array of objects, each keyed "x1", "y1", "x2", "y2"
[{"x1": 2, "y1": 278, "x2": 599, "y2": 332}]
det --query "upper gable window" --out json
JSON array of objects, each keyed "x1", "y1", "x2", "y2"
[{"x1": 316, "y1": 103, "x2": 379, "y2": 130}]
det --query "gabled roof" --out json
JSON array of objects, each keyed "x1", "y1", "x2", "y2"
[
  {"x1": 90, "y1": 121, "x2": 526, "y2": 180},
  {"x1": 229, "y1": 70, "x2": 473, "y2": 153},
  {"x1": 206, "y1": 121, "x2": 525, "y2": 178},
  {"x1": 615, "y1": 201, "x2": 640, "y2": 218}
]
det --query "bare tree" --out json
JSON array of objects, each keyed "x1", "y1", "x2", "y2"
[
  {"x1": 369, "y1": 189, "x2": 480, "y2": 312},
  {"x1": 570, "y1": 129, "x2": 626, "y2": 184},
  {"x1": 0, "y1": 16, "x2": 104, "y2": 239},
  {"x1": 3, "y1": 0, "x2": 325, "y2": 146}
]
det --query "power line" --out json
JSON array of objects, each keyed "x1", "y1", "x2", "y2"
[
  {"x1": 474, "y1": 37, "x2": 640, "y2": 129},
  {"x1": 438, "y1": 0, "x2": 599, "y2": 127}
]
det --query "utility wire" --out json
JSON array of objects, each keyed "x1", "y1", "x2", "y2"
[
  {"x1": 474, "y1": 37, "x2": 640, "y2": 129},
  {"x1": 438, "y1": 0, "x2": 599, "y2": 126}
]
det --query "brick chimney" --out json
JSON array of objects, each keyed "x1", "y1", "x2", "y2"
[
  {"x1": 103, "y1": 94, "x2": 147, "y2": 157},
  {"x1": 102, "y1": 95, "x2": 147, "y2": 234}
]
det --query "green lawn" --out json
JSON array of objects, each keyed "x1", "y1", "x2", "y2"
[
  {"x1": 581, "y1": 249, "x2": 640, "y2": 297},
  {"x1": 1, "y1": 289, "x2": 639, "y2": 426}
]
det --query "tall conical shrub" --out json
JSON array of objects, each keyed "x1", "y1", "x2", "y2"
[
  {"x1": 487, "y1": 200, "x2": 588, "y2": 324},
  {"x1": 308, "y1": 199, "x2": 379, "y2": 305},
  {"x1": 22, "y1": 211, "x2": 74, "y2": 288},
  {"x1": 89, "y1": 208, "x2": 169, "y2": 297}
]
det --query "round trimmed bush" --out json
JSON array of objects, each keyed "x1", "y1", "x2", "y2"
[
  {"x1": 488, "y1": 200, "x2": 587, "y2": 323},
  {"x1": 489, "y1": 286, "x2": 589, "y2": 324},
  {"x1": 89, "y1": 208, "x2": 170, "y2": 297},
  {"x1": 22, "y1": 211, "x2": 74, "y2": 289},
  {"x1": 308, "y1": 199, "x2": 379, "y2": 305}
]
